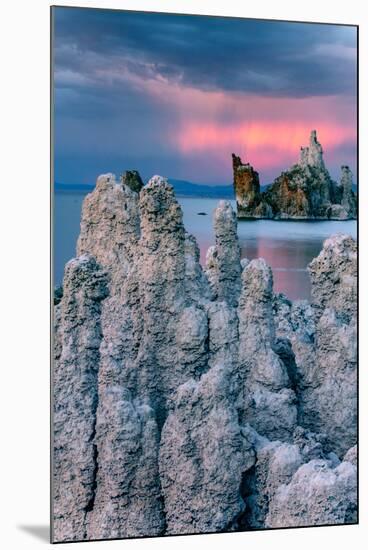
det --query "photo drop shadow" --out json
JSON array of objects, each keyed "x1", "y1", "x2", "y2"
[{"x1": 17, "y1": 525, "x2": 50, "y2": 543}]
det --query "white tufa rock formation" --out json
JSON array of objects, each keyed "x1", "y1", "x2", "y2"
[{"x1": 53, "y1": 172, "x2": 357, "y2": 542}]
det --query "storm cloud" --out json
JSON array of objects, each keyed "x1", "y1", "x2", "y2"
[{"x1": 52, "y1": 7, "x2": 357, "y2": 185}]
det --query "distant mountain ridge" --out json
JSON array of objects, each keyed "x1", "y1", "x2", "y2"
[
  {"x1": 54, "y1": 178, "x2": 357, "y2": 197},
  {"x1": 55, "y1": 182, "x2": 95, "y2": 192},
  {"x1": 168, "y1": 179, "x2": 234, "y2": 198},
  {"x1": 55, "y1": 179, "x2": 235, "y2": 198}
]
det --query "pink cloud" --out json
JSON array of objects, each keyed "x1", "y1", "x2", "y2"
[
  {"x1": 136, "y1": 79, "x2": 356, "y2": 178},
  {"x1": 107, "y1": 66, "x2": 356, "y2": 182},
  {"x1": 176, "y1": 120, "x2": 356, "y2": 168}
]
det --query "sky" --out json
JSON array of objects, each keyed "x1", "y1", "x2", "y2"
[{"x1": 53, "y1": 7, "x2": 357, "y2": 186}]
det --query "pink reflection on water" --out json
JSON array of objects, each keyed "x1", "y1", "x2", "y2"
[
  {"x1": 237, "y1": 237, "x2": 320, "y2": 300},
  {"x1": 195, "y1": 234, "x2": 318, "y2": 301}
]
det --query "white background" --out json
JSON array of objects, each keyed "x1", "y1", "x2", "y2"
[{"x1": 0, "y1": 0, "x2": 367, "y2": 548}]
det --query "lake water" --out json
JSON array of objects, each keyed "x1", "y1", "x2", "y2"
[{"x1": 54, "y1": 192, "x2": 357, "y2": 301}]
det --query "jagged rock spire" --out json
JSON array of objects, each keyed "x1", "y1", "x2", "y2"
[
  {"x1": 211, "y1": 200, "x2": 242, "y2": 306},
  {"x1": 339, "y1": 165, "x2": 357, "y2": 217},
  {"x1": 232, "y1": 153, "x2": 261, "y2": 212},
  {"x1": 340, "y1": 165, "x2": 353, "y2": 191},
  {"x1": 120, "y1": 170, "x2": 144, "y2": 193},
  {"x1": 299, "y1": 130, "x2": 325, "y2": 169}
]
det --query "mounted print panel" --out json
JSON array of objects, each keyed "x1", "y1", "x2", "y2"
[{"x1": 51, "y1": 6, "x2": 358, "y2": 543}]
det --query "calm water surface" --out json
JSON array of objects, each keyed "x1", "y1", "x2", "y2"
[{"x1": 54, "y1": 192, "x2": 357, "y2": 301}]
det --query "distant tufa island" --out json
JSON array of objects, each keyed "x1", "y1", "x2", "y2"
[{"x1": 233, "y1": 130, "x2": 357, "y2": 220}]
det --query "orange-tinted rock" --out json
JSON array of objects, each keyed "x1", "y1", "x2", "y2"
[{"x1": 232, "y1": 153, "x2": 263, "y2": 217}]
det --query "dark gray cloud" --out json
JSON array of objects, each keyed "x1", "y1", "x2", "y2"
[{"x1": 53, "y1": 7, "x2": 357, "y2": 98}]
